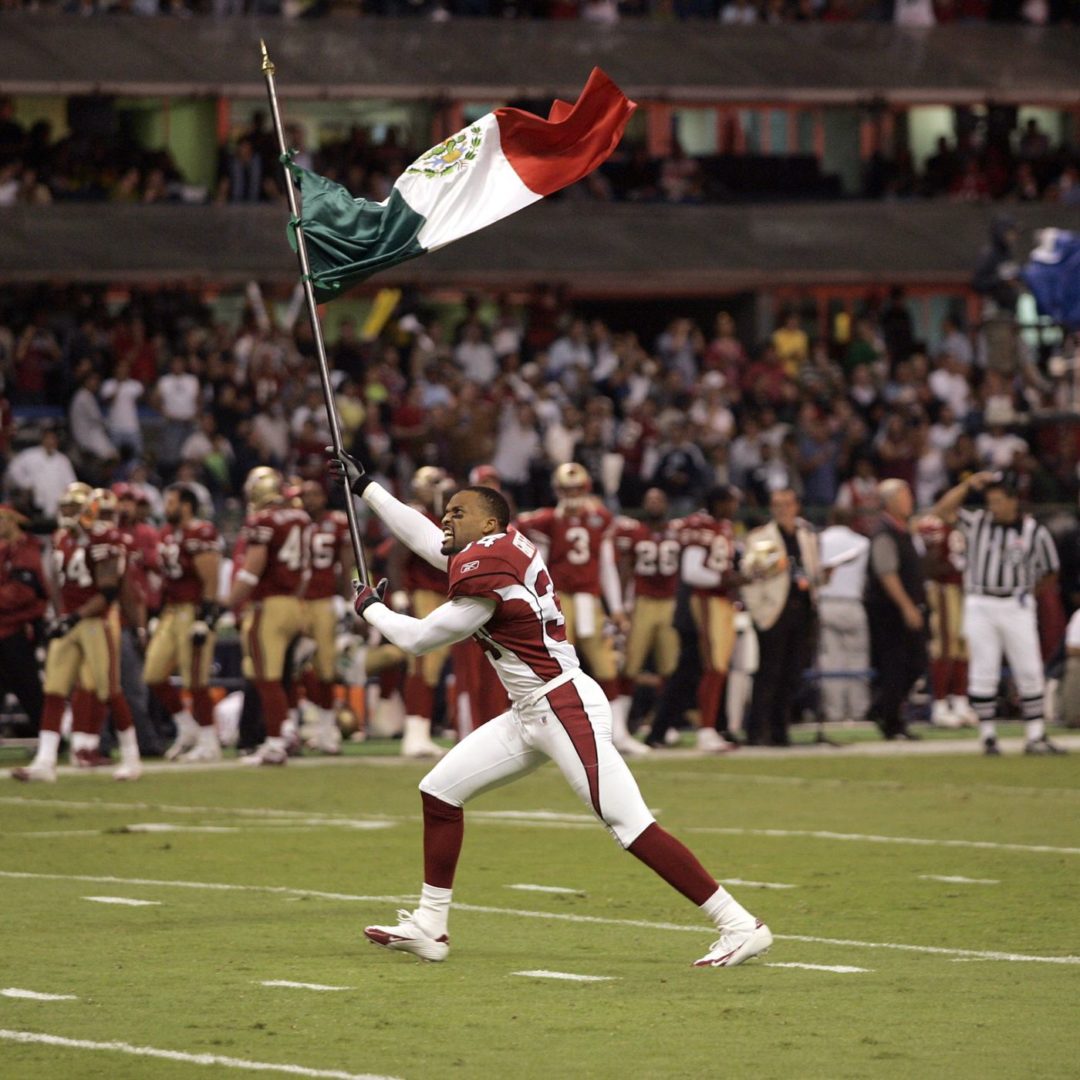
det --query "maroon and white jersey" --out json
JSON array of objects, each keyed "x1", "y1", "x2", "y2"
[
  {"x1": 613, "y1": 517, "x2": 683, "y2": 600},
  {"x1": 516, "y1": 502, "x2": 614, "y2": 596},
  {"x1": 240, "y1": 505, "x2": 311, "y2": 601},
  {"x1": 677, "y1": 512, "x2": 737, "y2": 599},
  {"x1": 305, "y1": 510, "x2": 350, "y2": 601},
  {"x1": 448, "y1": 528, "x2": 580, "y2": 702},
  {"x1": 52, "y1": 526, "x2": 125, "y2": 615},
  {"x1": 158, "y1": 519, "x2": 221, "y2": 605}
]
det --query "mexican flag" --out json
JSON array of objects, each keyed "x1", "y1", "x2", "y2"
[{"x1": 286, "y1": 68, "x2": 635, "y2": 301}]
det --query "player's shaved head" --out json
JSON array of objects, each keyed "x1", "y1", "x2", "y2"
[{"x1": 459, "y1": 485, "x2": 510, "y2": 531}]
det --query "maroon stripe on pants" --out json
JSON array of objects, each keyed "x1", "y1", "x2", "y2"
[{"x1": 547, "y1": 681, "x2": 602, "y2": 819}]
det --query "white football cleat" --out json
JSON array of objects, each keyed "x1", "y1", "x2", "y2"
[
  {"x1": 401, "y1": 716, "x2": 444, "y2": 759},
  {"x1": 164, "y1": 726, "x2": 198, "y2": 761},
  {"x1": 113, "y1": 762, "x2": 142, "y2": 782},
  {"x1": 11, "y1": 762, "x2": 57, "y2": 783},
  {"x1": 696, "y1": 727, "x2": 735, "y2": 753},
  {"x1": 178, "y1": 740, "x2": 222, "y2": 763},
  {"x1": 694, "y1": 920, "x2": 773, "y2": 968},
  {"x1": 364, "y1": 909, "x2": 449, "y2": 962},
  {"x1": 931, "y1": 699, "x2": 962, "y2": 729},
  {"x1": 239, "y1": 742, "x2": 288, "y2": 767},
  {"x1": 614, "y1": 734, "x2": 651, "y2": 757}
]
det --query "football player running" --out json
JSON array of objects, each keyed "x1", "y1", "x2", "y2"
[
  {"x1": 12, "y1": 484, "x2": 142, "y2": 782},
  {"x1": 329, "y1": 447, "x2": 773, "y2": 969}
]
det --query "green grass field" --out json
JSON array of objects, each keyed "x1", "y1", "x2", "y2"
[{"x1": 1, "y1": 744, "x2": 1077, "y2": 1080}]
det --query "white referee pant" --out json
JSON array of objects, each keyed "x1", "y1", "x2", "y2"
[
  {"x1": 419, "y1": 670, "x2": 656, "y2": 849},
  {"x1": 964, "y1": 593, "x2": 1045, "y2": 721}
]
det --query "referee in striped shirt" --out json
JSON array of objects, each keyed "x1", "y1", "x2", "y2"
[{"x1": 930, "y1": 470, "x2": 1064, "y2": 755}]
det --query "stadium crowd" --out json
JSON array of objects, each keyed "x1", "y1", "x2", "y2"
[
  {"x1": 1, "y1": 274, "x2": 1079, "y2": 777},
  {"x1": 2, "y1": 95, "x2": 1078, "y2": 208}
]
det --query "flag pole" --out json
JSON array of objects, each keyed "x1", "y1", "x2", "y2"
[{"x1": 260, "y1": 39, "x2": 370, "y2": 585}]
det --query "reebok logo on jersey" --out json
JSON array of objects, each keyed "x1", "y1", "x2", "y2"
[{"x1": 460, "y1": 560, "x2": 481, "y2": 573}]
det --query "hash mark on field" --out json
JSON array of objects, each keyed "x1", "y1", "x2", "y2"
[
  {"x1": 720, "y1": 877, "x2": 797, "y2": 890},
  {"x1": 688, "y1": 826, "x2": 1080, "y2": 856},
  {"x1": 919, "y1": 875, "x2": 1000, "y2": 885},
  {"x1": 260, "y1": 980, "x2": 352, "y2": 992},
  {"x1": 0, "y1": 1029, "x2": 400, "y2": 1080},
  {"x1": 765, "y1": 963, "x2": 871, "y2": 974},
  {"x1": 83, "y1": 896, "x2": 161, "y2": 906},
  {"x1": 1, "y1": 989, "x2": 77, "y2": 1002},
  {"x1": 513, "y1": 970, "x2": 615, "y2": 982},
  {"x1": 506, "y1": 883, "x2": 581, "y2": 894}
]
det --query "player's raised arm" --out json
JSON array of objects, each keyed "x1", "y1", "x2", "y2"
[
  {"x1": 356, "y1": 585, "x2": 494, "y2": 655},
  {"x1": 328, "y1": 448, "x2": 448, "y2": 573}
]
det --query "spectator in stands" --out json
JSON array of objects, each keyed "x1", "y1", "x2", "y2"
[
  {"x1": 4, "y1": 423, "x2": 76, "y2": 522},
  {"x1": 101, "y1": 356, "x2": 145, "y2": 457},
  {"x1": 154, "y1": 354, "x2": 201, "y2": 471},
  {"x1": 69, "y1": 369, "x2": 118, "y2": 472},
  {"x1": 771, "y1": 311, "x2": 809, "y2": 377},
  {"x1": 976, "y1": 400, "x2": 1029, "y2": 468},
  {"x1": 652, "y1": 417, "x2": 708, "y2": 514}
]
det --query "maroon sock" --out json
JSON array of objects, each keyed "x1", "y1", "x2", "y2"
[
  {"x1": 71, "y1": 688, "x2": 98, "y2": 734},
  {"x1": 950, "y1": 660, "x2": 969, "y2": 697},
  {"x1": 929, "y1": 659, "x2": 951, "y2": 702},
  {"x1": 405, "y1": 674, "x2": 435, "y2": 718},
  {"x1": 41, "y1": 693, "x2": 65, "y2": 733},
  {"x1": 314, "y1": 681, "x2": 335, "y2": 709},
  {"x1": 191, "y1": 688, "x2": 213, "y2": 727},
  {"x1": 255, "y1": 680, "x2": 289, "y2": 737},
  {"x1": 149, "y1": 681, "x2": 184, "y2": 716},
  {"x1": 421, "y1": 791, "x2": 464, "y2": 889},
  {"x1": 628, "y1": 822, "x2": 718, "y2": 906},
  {"x1": 110, "y1": 695, "x2": 133, "y2": 733},
  {"x1": 599, "y1": 679, "x2": 620, "y2": 701},
  {"x1": 696, "y1": 671, "x2": 727, "y2": 730}
]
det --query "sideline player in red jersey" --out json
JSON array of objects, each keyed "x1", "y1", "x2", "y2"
[
  {"x1": 517, "y1": 463, "x2": 631, "y2": 743},
  {"x1": 300, "y1": 479, "x2": 354, "y2": 753},
  {"x1": 12, "y1": 485, "x2": 142, "y2": 782},
  {"x1": 148, "y1": 484, "x2": 224, "y2": 762},
  {"x1": 330, "y1": 448, "x2": 773, "y2": 970},
  {"x1": 916, "y1": 514, "x2": 976, "y2": 728},
  {"x1": 224, "y1": 466, "x2": 311, "y2": 766},
  {"x1": 612, "y1": 488, "x2": 684, "y2": 755},
  {"x1": 679, "y1": 486, "x2": 743, "y2": 752}
]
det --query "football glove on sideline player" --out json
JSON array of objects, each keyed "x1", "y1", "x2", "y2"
[
  {"x1": 354, "y1": 577, "x2": 388, "y2": 618},
  {"x1": 191, "y1": 600, "x2": 222, "y2": 647}
]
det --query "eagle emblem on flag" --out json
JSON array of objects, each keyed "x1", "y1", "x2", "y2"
[{"x1": 407, "y1": 125, "x2": 484, "y2": 180}]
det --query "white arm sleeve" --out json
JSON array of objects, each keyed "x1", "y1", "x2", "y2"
[
  {"x1": 599, "y1": 536, "x2": 623, "y2": 615},
  {"x1": 362, "y1": 482, "x2": 448, "y2": 572},
  {"x1": 363, "y1": 596, "x2": 494, "y2": 655},
  {"x1": 682, "y1": 544, "x2": 721, "y2": 589}
]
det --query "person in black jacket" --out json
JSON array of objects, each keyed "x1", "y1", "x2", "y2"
[
  {"x1": 0, "y1": 505, "x2": 47, "y2": 731},
  {"x1": 865, "y1": 480, "x2": 927, "y2": 741}
]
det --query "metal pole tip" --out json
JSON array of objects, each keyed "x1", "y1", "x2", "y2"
[{"x1": 260, "y1": 39, "x2": 274, "y2": 75}]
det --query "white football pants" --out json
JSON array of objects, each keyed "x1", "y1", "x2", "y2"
[
  {"x1": 964, "y1": 594, "x2": 1044, "y2": 716},
  {"x1": 419, "y1": 671, "x2": 655, "y2": 848}
]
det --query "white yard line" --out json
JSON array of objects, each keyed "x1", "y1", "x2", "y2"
[
  {"x1": 687, "y1": 826, "x2": 1080, "y2": 856},
  {"x1": 83, "y1": 896, "x2": 161, "y2": 906},
  {"x1": 765, "y1": 963, "x2": 871, "y2": 974},
  {"x1": 1, "y1": 989, "x2": 77, "y2": 1001},
  {"x1": 720, "y1": 878, "x2": 797, "y2": 890},
  {"x1": 260, "y1": 981, "x2": 352, "y2": 992},
  {"x1": 512, "y1": 971, "x2": 614, "y2": 982},
  {"x1": 0, "y1": 1029, "x2": 400, "y2": 1080},
  {"x1": 2, "y1": 868, "x2": 1076, "y2": 966},
  {"x1": 919, "y1": 875, "x2": 1000, "y2": 885},
  {"x1": 506, "y1": 884, "x2": 581, "y2": 894}
]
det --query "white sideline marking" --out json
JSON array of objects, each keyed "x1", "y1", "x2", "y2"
[
  {"x1": 765, "y1": 963, "x2": 871, "y2": 974},
  {"x1": 472, "y1": 810, "x2": 597, "y2": 823},
  {"x1": 506, "y1": 884, "x2": 580, "y2": 894},
  {"x1": 720, "y1": 877, "x2": 797, "y2": 890},
  {"x1": 4, "y1": 869, "x2": 1077, "y2": 966},
  {"x1": 919, "y1": 875, "x2": 1000, "y2": 885},
  {"x1": 513, "y1": 970, "x2": 614, "y2": 982},
  {"x1": 123, "y1": 823, "x2": 240, "y2": 834},
  {"x1": 261, "y1": 981, "x2": 351, "y2": 992},
  {"x1": 1, "y1": 989, "x2": 77, "y2": 1002},
  {"x1": 688, "y1": 826, "x2": 1080, "y2": 856},
  {"x1": 83, "y1": 896, "x2": 161, "y2": 907},
  {"x1": 0, "y1": 1029, "x2": 400, "y2": 1080}
]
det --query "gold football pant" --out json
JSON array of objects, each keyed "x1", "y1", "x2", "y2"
[{"x1": 144, "y1": 602, "x2": 215, "y2": 689}]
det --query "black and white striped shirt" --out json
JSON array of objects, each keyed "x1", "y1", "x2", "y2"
[{"x1": 957, "y1": 508, "x2": 1060, "y2": 596}]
